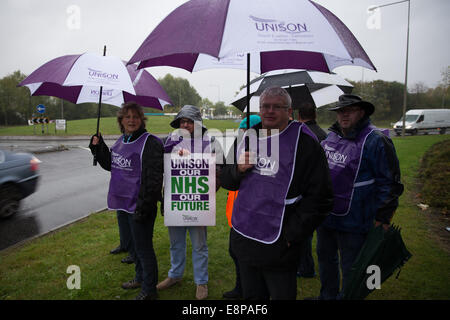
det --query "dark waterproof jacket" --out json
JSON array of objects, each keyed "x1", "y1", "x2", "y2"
[
  {"x1": 321, "y1": 118, "x2": 404, "y2": 234},
  {"x1": 304, "y1": 120, "x2": 327, "y2": 142},
  {"x1": 89, "y1": 127, "x2": 164, "y2": 221},
  {"x1": 221, "y1": 121, "x2": 334, "y2": 270}
]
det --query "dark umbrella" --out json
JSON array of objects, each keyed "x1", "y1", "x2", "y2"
[
  {"x1": 231, "y1": 69, "x2": 353, "y2": 111},
  {"x1": 342, "y1": 224, "x2": 412, "y2": 300}
]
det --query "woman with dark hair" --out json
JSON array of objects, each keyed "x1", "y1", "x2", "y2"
[
  {"x1": 89, "y1": 102, "x2": 163, "y2": 300},
  {"x1": 108, "y1": 103, "x2": 148, "y2": 263}
]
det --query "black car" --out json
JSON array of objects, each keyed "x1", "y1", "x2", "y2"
[{"x1": 0, "y1": 149, "x2": 40, "y2": 218}]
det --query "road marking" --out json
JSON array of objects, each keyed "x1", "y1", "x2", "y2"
[{"x1": 78, "y1": 146, "x2": 91, "y2": 151}]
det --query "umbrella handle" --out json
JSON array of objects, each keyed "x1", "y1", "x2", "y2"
[
  {"x1": 93, "y1": 87, "x2": 103, "y2": 167},
  {"x1": 245, "y1": 53, "x2": 250, "y2": 151},
  {"x1": 93, "y1": 45, "x2": 107, "y2": 167},
  {"x1": 93, "y1": 151, "x2": 98, "y2": 166}
]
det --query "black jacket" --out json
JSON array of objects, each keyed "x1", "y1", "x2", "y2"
[
  {"x1": 221, "y1": 121, "x2": 334, "y2": 269},
  {"x1": 304, "y1": 120, "x2": 327, "y2": 142},
  {"x1": 89, "y1": 127, "x2": 164, "y2": 221}
]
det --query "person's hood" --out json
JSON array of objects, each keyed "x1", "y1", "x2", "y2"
[{"x1": 170, "y1": 105, "x2": 206, "y2": 129}]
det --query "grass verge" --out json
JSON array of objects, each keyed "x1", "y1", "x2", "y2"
[
  {"x1": 0, "y1": 135, "x2": 449, "y2": 300},
  {"x1": 418, "y1": 140, "x2": 450, "y2": 212},
  {"x1": 0, "y1": 117, "x2": 239, "y2": 136}
]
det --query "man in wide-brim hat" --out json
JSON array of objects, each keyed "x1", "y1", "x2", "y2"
[{"x1": 315, "y1": 94, "x2": 404, "y2": 300}]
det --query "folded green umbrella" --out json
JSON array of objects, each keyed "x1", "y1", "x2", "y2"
[{"x1": 342, "y1": 225, "x2": 412, "y2": 300}]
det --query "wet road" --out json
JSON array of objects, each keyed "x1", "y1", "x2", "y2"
[
  {"x1": 0, "y1": 145, "x2": 110, "y2": 251},
  {"x1": 0, "y1": 136, "x2": 235, "y2": 251}
]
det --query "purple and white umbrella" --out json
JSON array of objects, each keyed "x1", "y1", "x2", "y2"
[
  {"x1": 19, "y1": 53, "x2": 172, "y2": 109},
  {"x1": 129, "y1": 0, "x2": 376, "y2": 72},
  {"x1": 19, "y1": 51, "x2": 172, "y2": 165},
  {"x1": 128, "y1": 0, "x2": 376, "y2": 129}
]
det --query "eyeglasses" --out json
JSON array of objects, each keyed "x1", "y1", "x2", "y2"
[{"x1": 260, "y1": 104, "x2": 289, "y2": 112}]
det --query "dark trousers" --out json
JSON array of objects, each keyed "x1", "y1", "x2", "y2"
[
  {"x1": 297, "y1": 234, "x2": 316, "y2": 276},
  {"x1": 129, "y1": 214, "x2": 158, "y2": 295},
  {"x1": 316, "y1": 226, "x2": 366, "y2": 300},
  {"x1": 228, "y1": 228, "x2": 242, "y2": 293},
  {"x1": 117, "y1": 210, "x2": 135, "y2": 258},
  {"x1": 238, "y1": 262, "x2": 297, "y2": 300}
]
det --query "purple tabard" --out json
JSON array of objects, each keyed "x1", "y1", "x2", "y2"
[
  {"x1": 232, "y1": 121, "x2": 314, "y2": 244},
  {"x1": 321, "y1": 124, "x2": 379, "y2": 216},
  {"x1": 164, "y1": 133, "x2": 212, "y2": 154},
  {"x1": 107, "y1": 132, "x2": 149, "y2": 213}
]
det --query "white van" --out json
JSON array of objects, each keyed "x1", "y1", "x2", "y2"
[{"x1": 393, "y1": 109, "x2": 450, "y2": 135}]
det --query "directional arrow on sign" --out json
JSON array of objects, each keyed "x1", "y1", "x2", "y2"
[{"x1": 37, "y1": 104, "x2": 46, "y2": 114}]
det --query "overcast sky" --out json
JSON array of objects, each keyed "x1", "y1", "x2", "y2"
[{"x1": 0, "y1": 0, "x2": 448, "y2": 105}]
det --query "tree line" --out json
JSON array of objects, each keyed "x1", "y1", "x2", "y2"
[
  {"x1": 317, "y1": 67, "x2": 449, "y2": 124},
  {"x1": 0, "y1": 68, "x2": 448, "y2": 126},
  {"x1": 0, "y1": 72, "x2": 242, "y2": 126}
]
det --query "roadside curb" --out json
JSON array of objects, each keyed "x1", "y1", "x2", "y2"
[
  {"x1": 0, "y1": 134, "x2": 168, "y2": 154},
  {"x1": 33, "y1": 145, "x2": 70, "y2": 154},
  {"x1": 0, "y1": 207, "x2": 108, "y2": 254},
  {"x1": 0, "y1": 134, "x2": 168, "y2": 141},
  {"x1": 0, "y1": 135, "x2": 120, "y2": 141}
]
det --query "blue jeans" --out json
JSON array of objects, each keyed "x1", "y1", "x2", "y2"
[
  {"x1": 117, "y1": 210, "x2": 135, "y2": 259},
  {"x1": 316, "y1": 226, "x2": 367, "y2": 300},
  {"x1": 167, "y1": 226, "x2": 208, "y2": 285},
  {"x1": 129, "y1": 214, "x2": 158, "y2": 295}
]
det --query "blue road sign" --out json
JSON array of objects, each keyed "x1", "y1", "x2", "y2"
[{"x1": 37, "y1": 104, "x2": 46, "y2": 114}]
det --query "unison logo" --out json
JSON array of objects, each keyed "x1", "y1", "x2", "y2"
[
  {"x1": 111, "y1": 151, "x2": 132, "y2": 168},
  {"x1": 254, "y1": 155, "x2": 278, "y2": 176},
  {"x1": 249, "y1": 15, "x2": 308, "y2": 34},
  {"x1": 182, "y1": 215, "x2": 198, "y2": 223},
  {"x1": 88, "y1": 68, "x2": 119, "y2": 81},
  {"x1": 323, "y1": 144, "x2": 347, "y2": 164}
]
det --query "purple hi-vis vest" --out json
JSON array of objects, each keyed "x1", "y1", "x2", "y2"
[
  {"x1": 232, "y1": 121, "x2": 317, "y2": 244},
  {"x1": 321, "y1": 124, "x2": 385, "y2": 216},
  {"x1": 164, "y1": 133, "x2": 213, "y2": 154},
  {"x1": 107, "y1": 132, "x2": 150, "y2": 213}
]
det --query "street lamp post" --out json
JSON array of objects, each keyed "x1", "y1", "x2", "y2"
[{"x1": 370, "y1": 0, "x2": 410, "y2": 137}]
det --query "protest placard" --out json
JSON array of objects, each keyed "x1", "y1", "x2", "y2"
[{"x1": 164, "y1": 153, "x2": 216, "y2": 226}]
